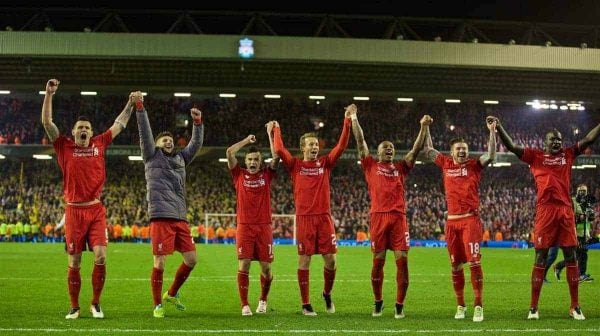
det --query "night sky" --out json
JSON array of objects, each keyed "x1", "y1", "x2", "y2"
[{"x1": 12, "y1": 0, "x2": 600, "y2": 25}]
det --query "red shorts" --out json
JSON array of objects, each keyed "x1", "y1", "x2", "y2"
[
  {"x1": 369, "y1": 212, "x2": 410, "y2": 252},
  {"x1": 150, "y1": 219, "x2": 196, "y2": 255},
  {"x1": 296, "y1": 214, "x2": 337, "y2": 256},
  {"x1": 236, "y1": 223, "x2": 274, "y2": 262},
  {"x1": 533, "y1": 205, "x2": 577, "y2": 249},
  {"x1": 64, "y1": 203, "x2": 107, "y2": 255},
  {"x1": 445, "y1": 215, "x2": 482, "y2": 266}
]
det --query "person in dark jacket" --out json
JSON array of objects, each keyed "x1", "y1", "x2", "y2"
[{"x1": 134, "y1": 94, "x2": 204, "y2": 318}]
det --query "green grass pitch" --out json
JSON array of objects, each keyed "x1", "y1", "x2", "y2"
[{"x1": 0, "y1": 243, "x2": 598, "y2": 335}]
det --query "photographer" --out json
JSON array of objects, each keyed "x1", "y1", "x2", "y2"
[{"x1": 554, "y1": 184, "x2": 596, "y2": 282}]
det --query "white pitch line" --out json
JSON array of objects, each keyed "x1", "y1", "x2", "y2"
[{"x1": 1, "y1": 328, "x2": 600, "y2": 334}]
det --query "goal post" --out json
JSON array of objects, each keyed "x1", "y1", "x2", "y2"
[{"x1": 203, "y1": 213, "x2": 297, "y2": 245}]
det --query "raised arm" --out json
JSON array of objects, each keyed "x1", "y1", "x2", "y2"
[
  {"x1": 109, "y1": 91, "x2": 136, "y2": 139},
  {"x1": 135, "y1": 93, "x2": 156, "y2": 161},
  {"x1": 404, "y1": 115, "x2": 433, "y2": 165},
  {"x1": 423, "y1": 120, "x2": 440, "y2": 162},
  {"x1": 577, "y1": 122, "x2": 600, "y2": 152},
  {"x1": 180, "y1": 108, "x2": 205, "y2": 165},
  {"x1": 350, "y1": 105, "x2": 369, "y2": 159},
  {"x1": 273, "y1": 121, "x2": 294, "y2": 167},
  {"x1": 488, "y1": 116, "x2": 524, "y2": 158},
  {"x1": 226, "y1": 134, "x2": 256, "y2": 170},
  {"x1": 479, "y1": 118, "x2": 497, "y2": 166},
  {"x1": 327, "y1": 104, "x2": 353, "y2": 162},
  {"x1": 266, "y1": 121, "x2": 281, "y2": 169},
  {"x1": 41, "y1": 79, "x2": 60, "y2": 143}
]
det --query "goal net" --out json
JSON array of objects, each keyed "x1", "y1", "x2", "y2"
[{"x1": 203, "y1": 213, "x2": 297, "y2": 245}]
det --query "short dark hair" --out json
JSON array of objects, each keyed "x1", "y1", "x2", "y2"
[
  {"x1": 245, "y1": 146, "x2": 261, "y2": 159},
  {"x1": 545, "y1": 129, "x2": 562, "y2": 138},
  {"x1": 155, "y1": 131, "x2": 174, "y2": 143},
  {"x1": 73, "y1": 116, "x2": 92, "y2": 130},
  {"x1": 449, "y1": 137, "x2": 467, "y2": 148}
]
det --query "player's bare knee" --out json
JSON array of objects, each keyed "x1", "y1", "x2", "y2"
[
  {"x1": 71, "y1": 261, "x2": 81, "y2": 267},
  {"x1": 184, "y1": 255, "x2": 197, "y2": 268},
  {"x1": 394, "y1": 251, "x2": 408, "y2": 260},
  {"x1": 153, "y1": 255, "x2": 166, "y2": 269},
  {"x1": 182, "y1": 251, "x2": 197, "y2": 268},
  {"x1": 68, "y1": 256, "x2": 82, "y2": 268},
  {"x1": 451, "y1": 263, "x2": 463, "y2": 272},
  {"x1": 94, "y1": 255, "x2": 106, "y2": 265},
  {"x1": 239, "y1": 259, "x2": 251, "y2": 272},
  {"x1": 260, "y1": 262, "x2": 272, "y2": 277},
  {"x1": 323, "y1": 254, "x2": 336, "y2": 270},
  {"x1": 299, "y1": 255, "x2": 312, "y2": 269}
]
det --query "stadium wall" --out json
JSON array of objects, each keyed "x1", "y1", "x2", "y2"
[{"x1": 2, "y1": 31, "x2": 600, "y2": 72}]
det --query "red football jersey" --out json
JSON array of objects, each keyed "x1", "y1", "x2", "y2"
[
  {"x1": 282, "y1": 156, "x2": 335, "y2": 215},
  {"x1": 521, "y1": 146, "x2": 578, "y2": 207},
  {"x1": 273, "y1": 119, "x2": 350, "y2": 215},
  {"x1": 231, "y1": 165, "x2": 275, "y2": 224},
  {"x1": 361, "y1": 156, "x2": 412, "y2": 213},
  {"x1": 53, "y1": 130, "x2": 112, "y2": 203},
  {"x1": 435, "y1": 154, "x2": 483, "y2": 215}
]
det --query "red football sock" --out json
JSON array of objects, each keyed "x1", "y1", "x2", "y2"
[
  {"x1": 168, "y1": 263, "x2": 193, "y2": 297},
  {"x1": 396, "y1": 257, "x2": 409, "y2": 305},
  {"x1": 237, "y1": 271, "x2": 250, "y2": 306},
  {"x1": 323, "y1": 267, "x2": 336, "y2": 295},
  {"x1": 530, "y1": 264, "x2": 545, "y2": 309},
  {"x1": 469, "y1": 263, "x2": 483, "y2": 307},
  {"x1": 151, "y1": 267, "x2": 164, "y2": 306},
  {"x1": 298, "y1": 269, "x2": 310, "y2": 304},
  {"x1": 91, "y1": 264, "x2": 105, "y2": 305},
  {"x1": 565, "y1": 261, "x2": 580, "y2": 309},
  {"x1": 260, "y1": 274, "x2": 273, "y2": 301},
  {"x1": 68, "y1": 267, "x2": 81, "y2": 309},
  {"x1": 452, "y1": 269, "x2": 465, "y2": 307},
  {"x1": 371, "y1": 258, "x2": 385, "y2": 301}
]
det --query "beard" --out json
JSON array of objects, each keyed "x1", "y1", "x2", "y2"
[{"x1": 160, "y1": 147, "x2": 175, "y2": 156}]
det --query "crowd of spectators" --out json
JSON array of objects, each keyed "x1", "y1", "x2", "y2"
[
  {"x1": 2, "y1": 94, "x2": 599, "y2": 244},
  {"x1": 1, "y1": 156, "x2": 599, "y2": 244},
  {"x1": 1, "y1": 95, "x2": 598, "y2": 153}
]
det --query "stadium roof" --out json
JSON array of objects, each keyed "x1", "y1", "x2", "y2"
[{"x1": 1, "y1": 4, "x2": 599, "y2": 103}]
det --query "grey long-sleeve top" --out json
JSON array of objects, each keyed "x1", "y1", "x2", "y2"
[{"x1": 136, "y1": 109, "x2": 204, "y2": 221}]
